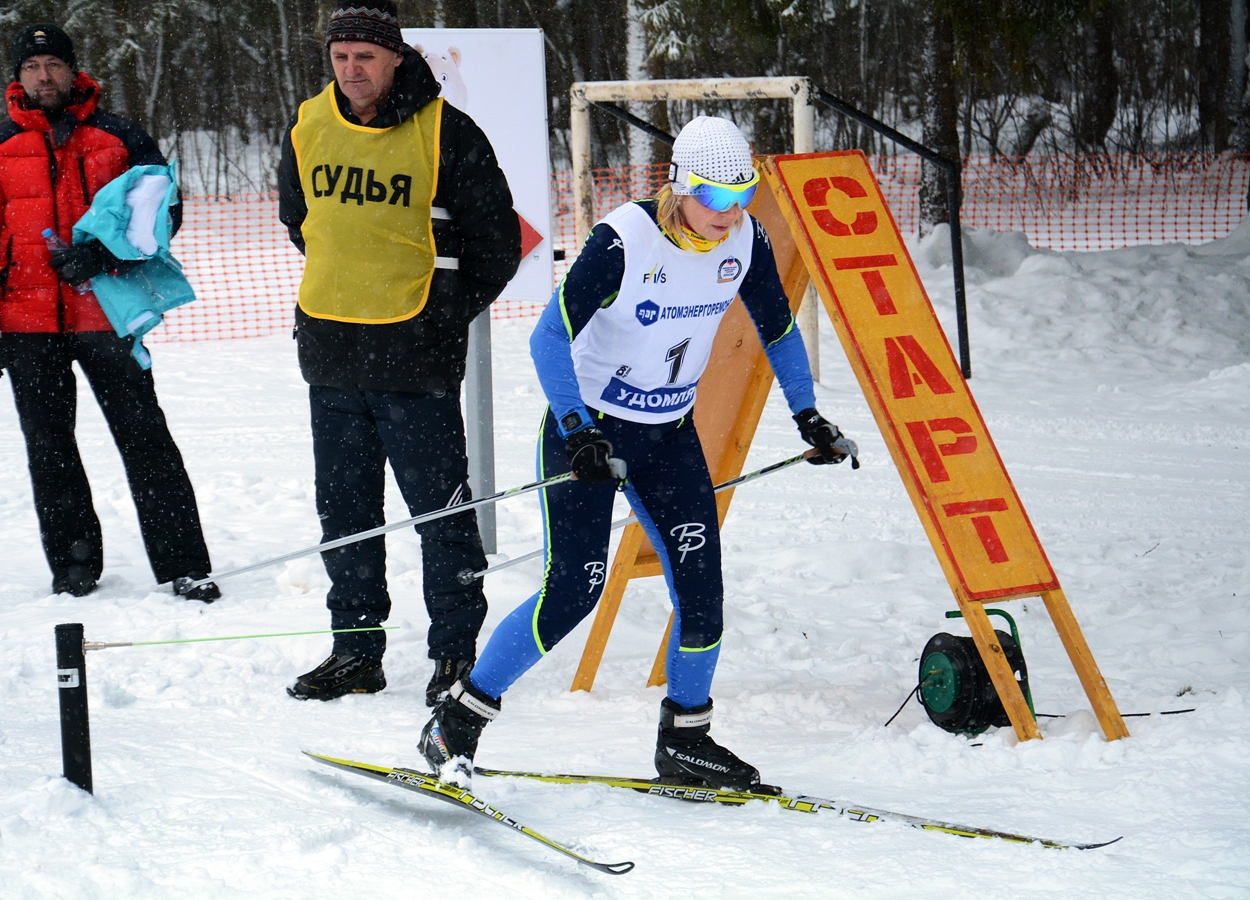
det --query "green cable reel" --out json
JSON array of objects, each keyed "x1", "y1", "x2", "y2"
[{"x1": 918, "y1": 609, "x2": 1034, "y2": 735}]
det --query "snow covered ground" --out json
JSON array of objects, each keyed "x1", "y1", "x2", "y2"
[{"x1": 1, "y1": 222, "x2": 1247, "y2": 898}]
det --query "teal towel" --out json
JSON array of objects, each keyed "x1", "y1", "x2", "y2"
[{"x1": 73, "y1": 161, "x2": 195, "y2": 369}]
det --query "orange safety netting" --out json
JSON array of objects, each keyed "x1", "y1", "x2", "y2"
[
  {"x1": 151, "y1": 153, "x2": 1248, "y2": 343},
  {"x1": 868, "y1": 153, "x2": 1250, "y2": 251}
]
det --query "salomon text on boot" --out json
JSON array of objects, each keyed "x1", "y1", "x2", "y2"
[
  {"x1": 654, "y1": 697, "x2": 761, "y2": 792},
  {"x1": 419, "y1": 678, "x2": 499, "y2": 786}
]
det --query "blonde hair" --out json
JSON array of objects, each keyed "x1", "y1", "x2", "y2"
[{"x1": 655, "y1": 184, "x2": 685, "y2": 238}]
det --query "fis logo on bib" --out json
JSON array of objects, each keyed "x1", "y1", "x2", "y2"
[
  {"x1": 642, "y1": 264, "x2": 667, "y2": 284},
  {"x1": 635, "y1": 299, "x2": 660, "y2": 326},
  {"x1": 717, "y1": 257, "x2": 742, "y2": 283}
]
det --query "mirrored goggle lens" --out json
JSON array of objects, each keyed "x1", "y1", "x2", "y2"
[{"x1": 689, "y1": 180, "x2": 758, "y2": 211}]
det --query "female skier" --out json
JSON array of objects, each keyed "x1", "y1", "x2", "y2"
[{"x1": 420, "y1": 115, "x2": 857, "y2": 789}]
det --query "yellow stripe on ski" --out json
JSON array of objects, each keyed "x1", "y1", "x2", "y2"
[{"x1": 302, "y1": 752, "x2": 635, "y2": 874}]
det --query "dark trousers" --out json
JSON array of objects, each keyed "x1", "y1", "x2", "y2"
[
  {"x1": 533, "y1": 406, "x2": 724, "y2": 652},
  {"x1": 309, "y1": 385, "x2": 488, "y2": 661},
  {"x1": 2, "y1": 332, "x2": 211, "y2": 586},
  {"x1": 470, "y1": 406, "x2": 725, "y2": 706}
]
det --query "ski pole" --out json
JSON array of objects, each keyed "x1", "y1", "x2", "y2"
[
  {"x1": 457, "y1": 448, "x2": 819, "y2": 584},
  {"x1": 175, "y1": 461, "x2": 625, "y2": 594},
  {"x1": 82, "y1": 626, "x2": 399, "y2": 652}
]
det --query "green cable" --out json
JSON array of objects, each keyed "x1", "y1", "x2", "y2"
[{"x1": 83, "y1": 626, "x2": 399, "y2": 651}]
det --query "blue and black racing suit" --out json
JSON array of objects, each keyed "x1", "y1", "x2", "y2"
[{"x1": 470, "y1": 200, "x2": 817, "y2": 709}]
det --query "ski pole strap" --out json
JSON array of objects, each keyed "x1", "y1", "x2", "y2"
[
  {"x1": 670, "y1": 706, "x2": 714, "y2": 729},
  {"x1": 179, "y1": 472, "x2": 576, "y2": 591},
  {"x1": 449, "y1": 680, "x2": 500, "y2": 721},
  {"x1": 459, "y1": 449, "x2": 819, "y2": 583}
]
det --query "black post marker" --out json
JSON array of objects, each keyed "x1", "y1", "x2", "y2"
[{"x1": 55, "y1": 623, "x2": 93, "y2": 794}]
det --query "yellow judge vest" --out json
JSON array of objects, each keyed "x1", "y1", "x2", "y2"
[{"x1": 291, "y1": 85, "x2": 443, "y2": 323}]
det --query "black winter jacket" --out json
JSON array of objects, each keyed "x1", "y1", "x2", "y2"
[{"x1": 278, "y1": 48, "x2": 521, "y2": 394}]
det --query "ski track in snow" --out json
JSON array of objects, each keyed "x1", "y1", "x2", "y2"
[{"x1": 1, "y1": 223, "x2": 1247, "y2": 899}]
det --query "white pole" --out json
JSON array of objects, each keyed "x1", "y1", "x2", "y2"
[
  {"x1": 570, "y1": 86, "x2": 594, "y2": 246},
  {"x1": 625, "y1": 1, "x2": 651, "y2": 172},
  {"x1": 580, "y1": 76, "x2": 809, "y2": 102},
  {"x1": 792, "y1": 79, "x2": 820, "y2": 383},
  {"x1": 465, "y1": 309, "x2": 496, "y2": 554}
]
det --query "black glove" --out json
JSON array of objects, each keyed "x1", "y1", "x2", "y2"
[
  {"x1": 566, "y1": 427, "x2": 618, "y2": 484},
  {"x1": 47, "y1": 240, "x2": 118, "y2": 286},
  {"x1": 793, "y1": 408, "x2": 859, "y2": 468}
]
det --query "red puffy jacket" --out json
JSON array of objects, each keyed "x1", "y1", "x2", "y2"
[{"x1": 0, "y1": 71, "x2": 170, "y2": 333}]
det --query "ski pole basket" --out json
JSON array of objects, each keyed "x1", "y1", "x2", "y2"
[{"x1": 918, "y1": 609, "x2": 1034, "y2": 735}]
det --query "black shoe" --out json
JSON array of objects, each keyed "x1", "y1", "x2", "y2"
[
  {"x1": 654, "y1": 697, "x2": 761, "y2": 792},
  {"x1": 52, "y1": 570, "x2": 98, "y2": 597},
  {"x1": 426, "y1": 658, "x2": 475, "y2": 707},
  {"x1": 172, "y1": 572, "x2": 221, "y2": 603},
  {"x1": 287, "y1": 654, "x2": 386, "y2": 701},
  {"x1": 419, "y1": 679, "x2": 500, "y2": 785}
]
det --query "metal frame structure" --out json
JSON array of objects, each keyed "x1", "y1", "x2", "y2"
[
  {"x1": 569, "y1": 76, "x2": 972, "y2": 379},
  {"x1": 570, "y1": 77, "x2": 823, "y2": 379}
]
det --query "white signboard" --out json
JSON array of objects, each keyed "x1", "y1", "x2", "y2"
[{"x1": 402, "y1": 28, "x2": 553, "y2": 302}]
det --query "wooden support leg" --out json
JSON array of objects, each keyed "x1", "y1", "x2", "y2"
[
  {"x1": 571, "y1": 525, "x2": 647, "y2": 693},
  {"x1": 646, "y1": 611, "x2": 674, "y2": 687},
  {"x1": 1041, "y1": 589, "x2": 1130, "y2": 741},
  {"x1": 954, "y1": 592, "x2": 1042, "y2": 742}
]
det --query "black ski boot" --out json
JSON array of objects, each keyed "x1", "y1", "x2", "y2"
[
  {"x1": 426, "y1": 658, "x2": 474, "y2": 708},
  {"x1": 654, "y1": 697, "x2": 761, "y2": 791},
  {"x1": 286, "y1": 654, "x2": 386, "y2": 700},
  {"x1": 419, "y1": 678, "x2": 500, "y2": 785}
]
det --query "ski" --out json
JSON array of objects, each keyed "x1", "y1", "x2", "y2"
[
  {"x1": 303, "y1": 752, "x2": 635, "y2": 875},
  {"x1": 473, "y1": 767, "x2": 1122, "y2": 851}
]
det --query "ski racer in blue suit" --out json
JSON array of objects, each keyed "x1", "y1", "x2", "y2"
[{"x1": 420, "y1": 116, "x2": 858, "y2": 790}]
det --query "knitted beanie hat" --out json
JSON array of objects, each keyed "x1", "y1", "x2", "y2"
[
  {"x1": 12, "y1": 23, "x2": 76, "y2": 81},
  {"x1": 670, "y1": 116, "x2": 755, "y2": 192},
  {"x1": 324, "y1": 2, "x2": 406, "y2": 54}
]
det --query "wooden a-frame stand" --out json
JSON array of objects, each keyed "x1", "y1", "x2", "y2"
[{"x1": 570, "y1": 152, "x2": 1128, "y2": 743}]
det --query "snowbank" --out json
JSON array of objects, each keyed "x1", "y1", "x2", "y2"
[{"x1": 0, "y1": 223, "x2": 1246, "y2": 898}]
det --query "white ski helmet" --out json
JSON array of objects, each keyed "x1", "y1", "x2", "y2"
[{"x1": 669, "y1": 115, "x2": 755, "y2": 192}]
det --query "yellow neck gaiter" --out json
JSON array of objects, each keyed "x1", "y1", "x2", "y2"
[{"x1": 663, "y1": 221, "x2": 730, "y2": 253}]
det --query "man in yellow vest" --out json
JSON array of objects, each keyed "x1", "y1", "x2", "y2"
[{"x1": 277, "y1": 1, "x2": 520, "y2": 703}]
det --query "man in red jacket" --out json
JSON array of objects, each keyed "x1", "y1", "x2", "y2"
[{"x1": 0, "y1": 23, "x2": 218, "y2": 600}]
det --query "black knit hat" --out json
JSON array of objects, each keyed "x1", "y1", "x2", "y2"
[
  {"x1": 12, "y1": 23, "x2": 76, "y2": 81},
  {"x1": 324, "y1": 3, "x2": 406, "y2": 53}
]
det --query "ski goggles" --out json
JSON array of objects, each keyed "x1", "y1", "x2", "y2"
[{"x1": 670, "y1": 165, "x2": 760, "y2": 212}]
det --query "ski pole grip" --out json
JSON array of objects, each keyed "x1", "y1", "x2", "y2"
[{"x1": 55, "y1": 623, "x2": 93, "y2": 794}]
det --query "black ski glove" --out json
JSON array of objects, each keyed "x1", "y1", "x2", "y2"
[
  {"x1": 793, "y1": 408, "x2": 860, "y2": 468},
  {"x1": 47, "y1": 240, "x2": 118, "y2": 286},
  {"x1": 566, "y1": 427, "x2": 619, "y2": 484}
]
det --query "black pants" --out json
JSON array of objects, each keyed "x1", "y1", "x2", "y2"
[
  {"x1": 309, "y1": 385, "x2": 488, "y2": 661},
  {"x1": 531, "y1": 407, "x2": 723, "y2": 652},
  {"x1": 2, "y1": 332, "x2": 211, "y2": 586},
  {"x1": 470, "y1": 406, "x2": 725, "y2": 708}
]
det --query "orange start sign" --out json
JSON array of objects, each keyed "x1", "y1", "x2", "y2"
[{"x1": 766, "y1": 151, "x2": 1059, "y2": 602}]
